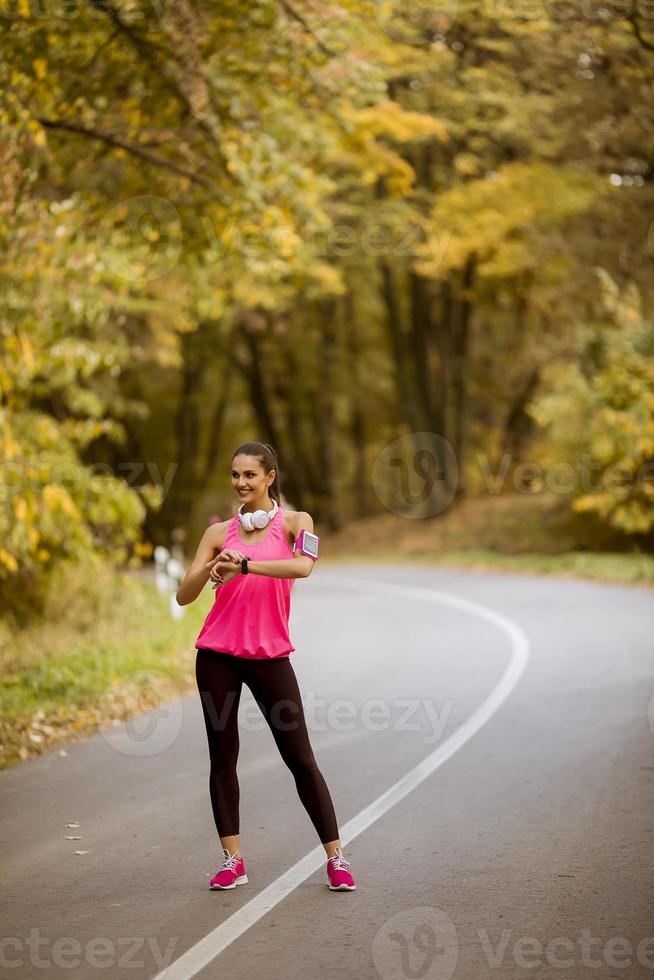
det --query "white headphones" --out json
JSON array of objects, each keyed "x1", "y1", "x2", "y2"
[{"x1": 237, "y1": 498, "x2": 279, "y2": 532}]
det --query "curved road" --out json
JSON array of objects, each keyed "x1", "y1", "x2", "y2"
[{"x1": 1, "y1": 566, "x2": 653, "y2": 980}]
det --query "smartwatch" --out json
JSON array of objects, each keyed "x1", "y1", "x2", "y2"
[
  {"x1": 241, "y1": 556, "x2": 250, "y2": 575},
  {"x1": 295, "y1": 529, "x2": 320, "y2": 560}
]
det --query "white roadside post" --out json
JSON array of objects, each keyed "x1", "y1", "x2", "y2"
[
  {"x1": 153, "y1": 545, "x2": 171, "y2": 595},
  {"x1": 166, "y1": 557, "x2": 186, "y2": 620}
]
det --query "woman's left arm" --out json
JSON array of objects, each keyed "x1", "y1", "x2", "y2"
[
  {"x1": 245, "y1": 558, "x2": 309, "y2": 579},
  {"x1": 214, "y1": 511, "x2": 316, "y2": 580}
]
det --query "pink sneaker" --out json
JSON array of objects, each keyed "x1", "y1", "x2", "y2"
[
  {"x1": 209, "y1": 848, "x2": 248, "y2": 890},
  {"x1": 326, "y1": 848, "x2": 356, "y2": 890}
]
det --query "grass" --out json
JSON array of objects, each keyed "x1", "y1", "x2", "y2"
[{"x1": 0, "y1": 562, "x2": 208, "y2": 771}]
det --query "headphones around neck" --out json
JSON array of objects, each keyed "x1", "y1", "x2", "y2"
[{"x1": 237, "y1": 498, "x2": 279, "y2": 532}]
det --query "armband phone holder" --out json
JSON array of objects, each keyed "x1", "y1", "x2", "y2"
[{"x1": 295, "y1": 528, "x2": 319, "y2": 560}]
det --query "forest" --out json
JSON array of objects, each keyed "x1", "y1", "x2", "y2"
[{"x1": 1, "y1": 0, "x2": 653, "y2": 625}]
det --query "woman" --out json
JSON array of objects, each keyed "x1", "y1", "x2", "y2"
[{"x1": 176, "y1": 441, "x2": 357, "y2": 892}]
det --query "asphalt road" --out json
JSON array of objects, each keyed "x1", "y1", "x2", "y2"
[{"x1": 1, "y1": 566, "x2": 653, "y2": 980}]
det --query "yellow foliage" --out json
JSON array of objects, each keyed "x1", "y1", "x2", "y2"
[
  {"x1": 42, "y1": 484, "x2": 81, "y2": 520},
  {"x1": 529, "y1": 273, "x2": 654, "y2": 535},
  {"x1": 0, "y1": 549, "x2": 18, "y2": 572},
  {"x1": 350, "y1": 101, "x2": 448, "y2": 143},
  {"x1": 2, "y1": 436, "x2": 21, "y2": 460},
  {"x1": 418, "y1": 162, "x2": 606, "y2": 277},
  {"x1": 13, "y1": 498, "x2": 28, "y2": 521},
  {"x1": 362, "y1": 141, "x2": 417, "y2": 196}
]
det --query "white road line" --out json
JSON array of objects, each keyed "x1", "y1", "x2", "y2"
[{"x1": 153, "y1": 577, "x2": 530, "y2": 980}]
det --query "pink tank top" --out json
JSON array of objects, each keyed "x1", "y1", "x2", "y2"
[{"x1": 195, "y1": 506, "x2": 296, "y2": 659}]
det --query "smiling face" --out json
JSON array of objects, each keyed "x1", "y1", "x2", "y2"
[{"x1": 231, "y1": 454, "x2": 275, "y2": 510}]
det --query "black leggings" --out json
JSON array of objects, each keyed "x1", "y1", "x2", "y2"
[{"x1": 195, "y1": 648, "x2": 339, "y2": 844}]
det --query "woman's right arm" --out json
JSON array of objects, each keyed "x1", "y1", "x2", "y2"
[{"x1": 175, "y1": 524, "x2": 226, "y2": 606}]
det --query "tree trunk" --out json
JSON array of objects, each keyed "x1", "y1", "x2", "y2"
[
  {"x1": 266, "y1": 311, "x2": 318, "y2": 509},
  {"x1": 240, "y1": 318, "x2": 282, "y2": 450},
  {"x1": 311, "y1": 298, "x2": 341, "y2": 532},
  {"x1": 229, "y1": 313, "x2": 305, "y2": 508},
  {"x1": 379, "y1": 259, "x2": 422, "y2": 431},
  {"x1": 451, "y1": 258, "x2": 475, "y2": 498},
  {"x1": 502, "y1": 364, "x2": 540, "y2": 459},
  {"x1": 420, "y1": 279, "x2": 459, "y2": 497},
  {"x1": 344, "y1": 288, "x2": 368, "y2": 518},
  {"x1": 408, "y1": 270, "x2": 433, "y2": 430},
  {"x1": 200, "y1": 386, "x2": 228, "y2": 485},
  {"x1": 162, "y1": 326, "x2": 205, "y2": 530}
]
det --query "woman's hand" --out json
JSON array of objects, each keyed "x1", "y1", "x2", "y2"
[
  {"x1": 204, "y1": 549, "x2": 245, "y2": 576},
  {"x1": 210, "y1": 562, "x2": 240, "y2": 589},
  {"x1": 218, "y1": 549, "x2": 249, "y2": 565},
  {"x1": 207, "y1": 551, "x2": 248, "y2": 589}
]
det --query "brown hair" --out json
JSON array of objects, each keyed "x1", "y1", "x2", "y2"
[{"x1": 231, "y1": 442, "x2": 282, "y2": 505}]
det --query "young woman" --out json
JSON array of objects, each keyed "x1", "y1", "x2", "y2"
[{"x1": 176, "y1": 441, "x2": 357, "y2": 892}]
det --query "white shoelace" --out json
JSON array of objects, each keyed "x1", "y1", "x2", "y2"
[
  {"x1": 328, "y1": 849, "x2": 350, "y2": 871},
  {"x1": 219, "y1": 848, "x2": 240, "y2": 871}
]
